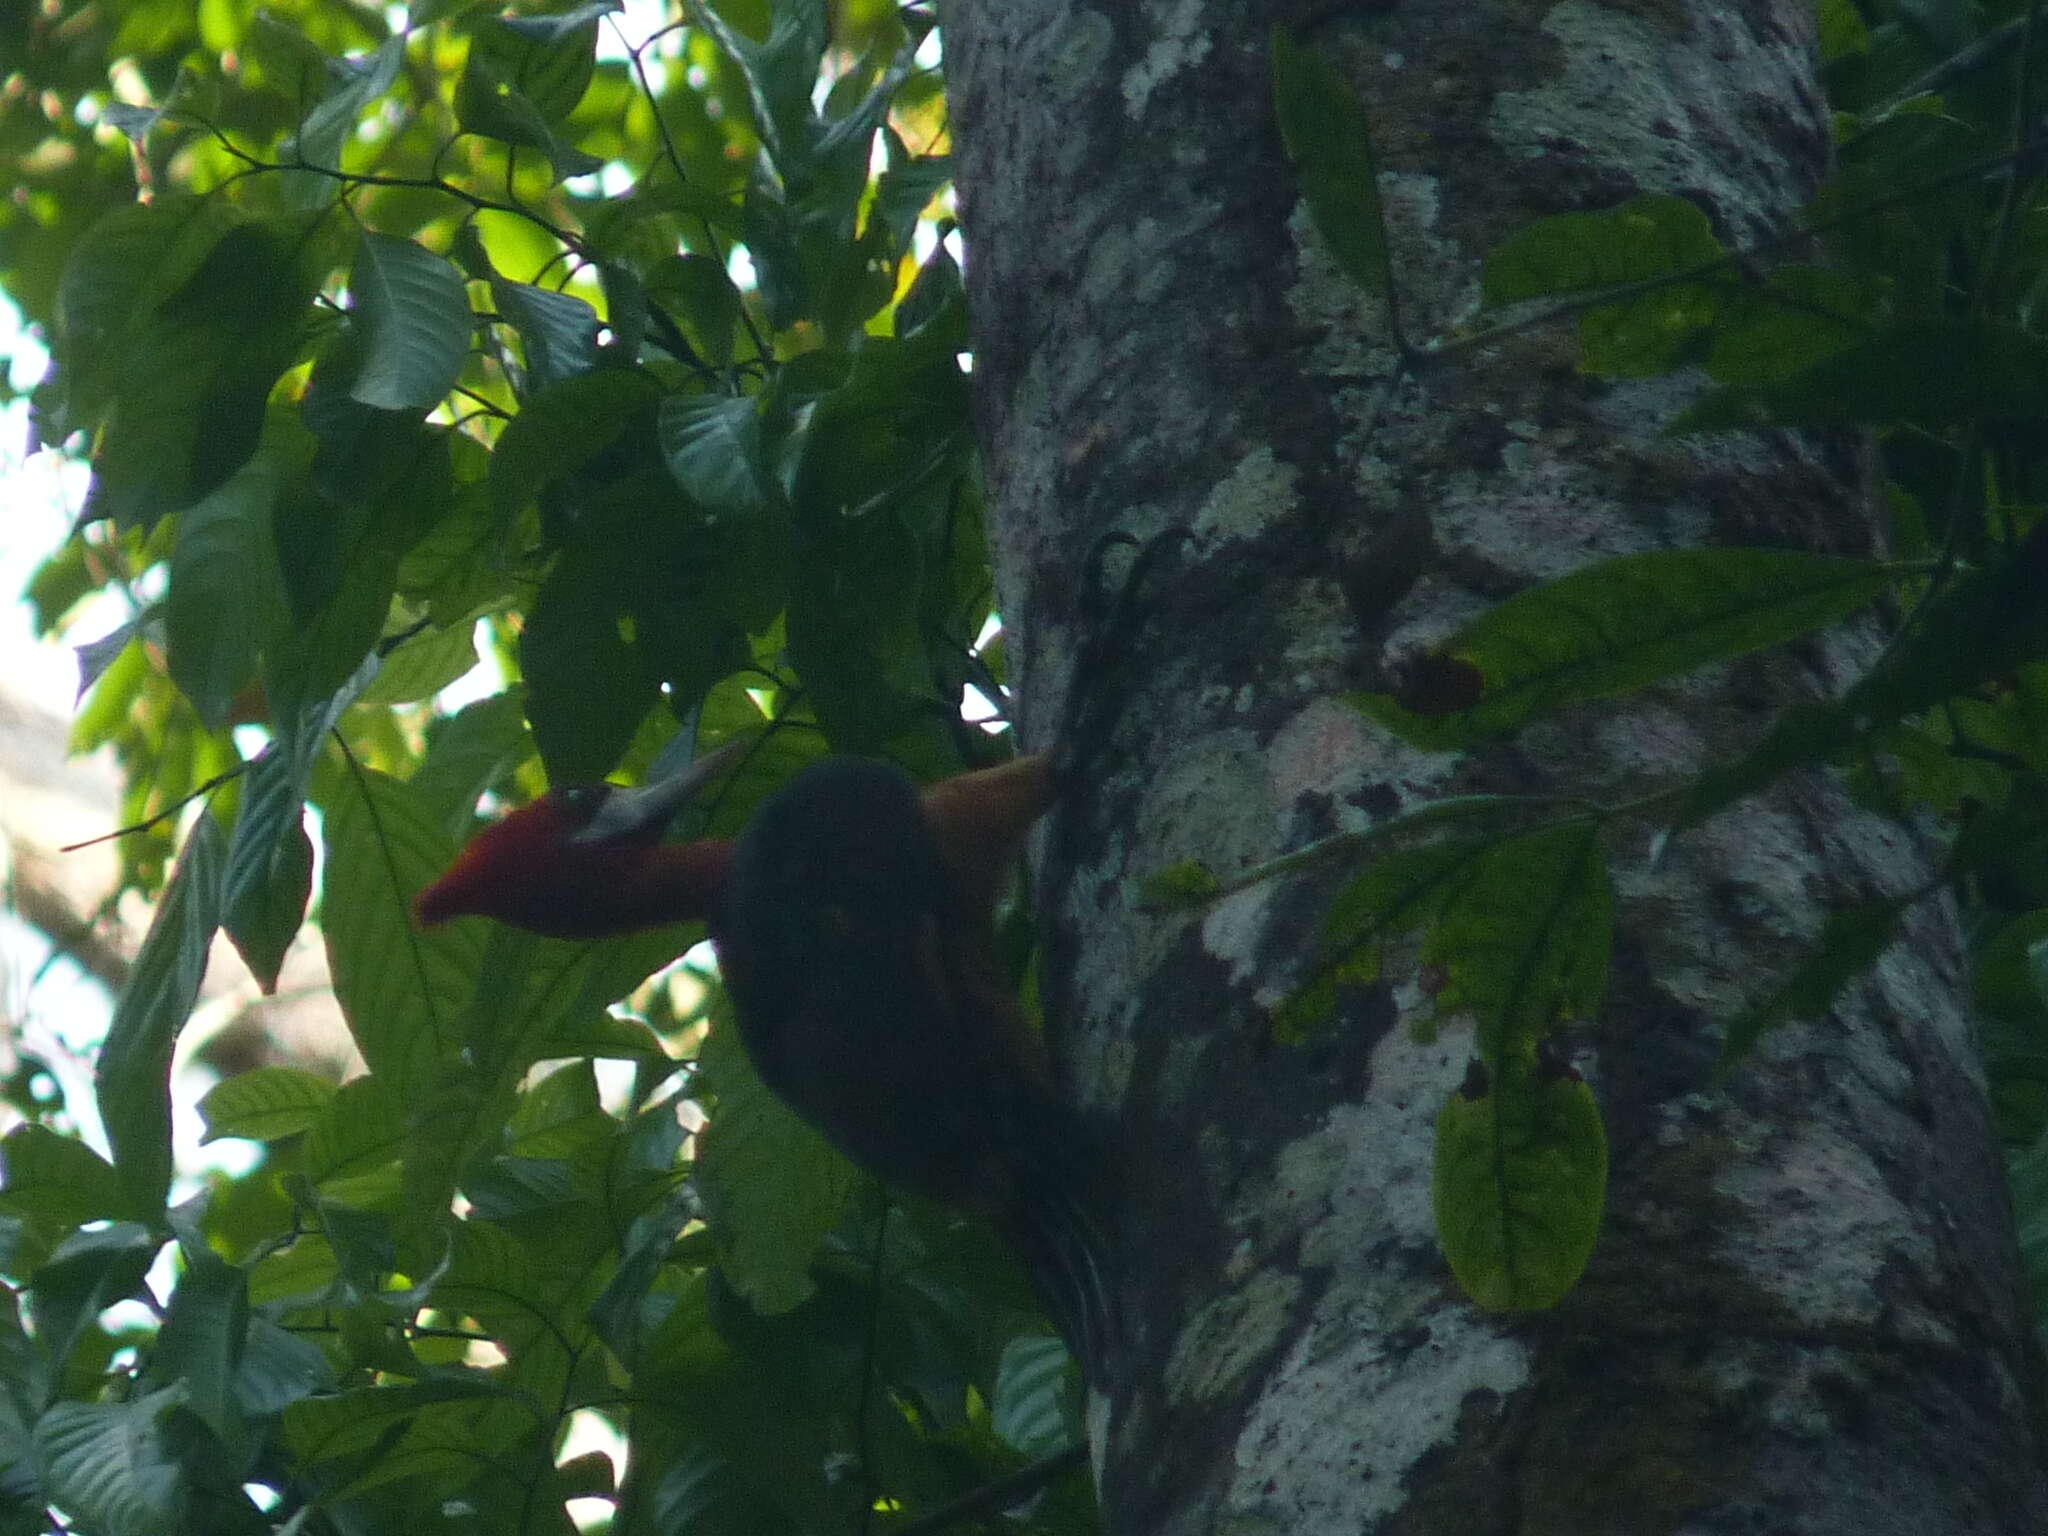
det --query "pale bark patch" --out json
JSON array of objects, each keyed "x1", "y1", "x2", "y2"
[
  {"x1": 1714, "y1": 1115, "x2": 1922, "y2": 1329},
  {"x1": 1228, "y1": 1312, "x2": 1529, "y2": 1527},
  {"x1": 1120, "y1": 0, "x2": 1214, "y2": 119},
  {"x1": 1190, "y1": 446, "x2": 1299, "y2": 545}
]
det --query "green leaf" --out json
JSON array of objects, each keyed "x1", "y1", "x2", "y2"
[
  {"x1": 1677, "y1": 319, "x2": 2048, "y2": 430},
  {"x1": 1276, "y1": 801, "x2": 1576, "y2": 1042},
  {"x1": 0, "y1": 1287, "x2": 40, "y2": 1484},
  {"x1": 0, "y1": 1125, "x2": 129, "y2": 1228},
  {"x1": 470, "y1": 8, "x2": 605, "y2": 121},
  {"x1": 693, "y1": 1007, "x2": 858, "y2": 1315},
  {"x1": 235, "y1": 1317, "x2": 336, "y2": 1417},
  {"x1": 895, "y1": 245, "x2": 964, "y2": 343},
  {"x1": 1137, "y1": 859, "x2": 1222, "y2": 912},
  {"x1": 280, "y1": 1378, "x2": 512, "y2": 1498},
  {"x1": 991, "y1": 1335, "x2": 1079, "y2": 1459},
  {"x1": 1679, "y1": 544, "x2": 2048, "y2": 826},
  {"x1": 34, "y1": 1388, "x2": 188, "y2": 1536},
  {"x1": 320, "y1": 767, "x2": 478, "y2": 1086},
  {"x1": 741, "y1": 180, "x2": 808, "y2": 331},
  {"x1": 229, "y1": 625, "x2": 377, "y2": 990},
  {"x1": 302, "y1": 1075, "x2": 407, "y2": 1192},
  {"x1": 198, "y1": 1067, "x2": 340, "y2": 1144},
  {"x1": 1426, "y1": 821, "x2": 1613, "y2": 1055},
  {"x1": 1579, "y1": 279, "x2": 1721, "y2": 376},
  {"x1": 487, "y1": 367, "x2": 663, "y2": 529},
  {"x1": 242, "y1": 17, "x2": 346, "y2": 106},
  {"x1": 1720, "y1": 897, "x2": 1908, "y2": 1067},
  {"x1": 522, "y1": 489, "x2": 750, "y2": 781},
  {"x1": 319, "y1": 1202, "x2": 400, "y2": 1305},
  {"x1": 53, "y1": 198, "x2": 252, "y2": 445},
  {"x1": 1817, "y1": 0, "x2": 1871, "y2": 59},
  {"x1": 347, "y1": 233, "x2": 471, "y2": 412},
  {"x1": 545, "y1": 1002, "x2": 677, "y2": 1065},
  {"x1": 489, "y1": 275, "x2": 599, "y2": 391},
  {"x1": 589, "y1": 1182, "x2": 695, "y2": 1361},
  {"x1": 25, "y1": 1225, "x2": 160, "y2": 1381},
  {"x1": 411, "y1": 691, "x2": 534, "y2": 834},
  {"x1": 692, "y1": 0, "x2": 829, "y2": 169},
  {"x1": 454, "y1": 32, "x2": 598, "y2": 181},
  {"x1": 142, "y1": 1239, "x2": 249, "y2": 1449},
  {"x1": 519, "y1": 522, "x2": 662, "y2": 784},
  {"x1": 630, "y1": 1277, "x2": 857, "y2": 1535},
  {"x1": 278, "y1": 406, "x2": 445, "y2": 710},
  {"x1": 1433, "y1": 1055, "x2": 1606, "y2": 1311},
  {"x1": 399, "y1": 924, "x2": 656, "y2": 1253},
  {"x1": 1318, "y1": 832, "x2": 1500, "y2": 967},
  {"x1": 300, "y1": 336, "x2": 449, "y2": 519},
  {"x1": 25, "y1": 535, "x2": 96, "y2": 637},
  {"x1": 283, "y1": 36, "x2": 405, "y2": 202},
  {"x1": 99, "y1": 102, "x2": 162, "y2": 142},
  {"x1": 272, "y1": 438, "x2": 436, "y2": 720},
  {"x1": 222, "y1": 793, "x2": 313, "y2": 996},
  {"x1": 1703, "y1": 266, "x2": 1880, "y2": 386},
  {"x1": 1287, "y1": 818, "x2": 1609, "y2": 1049},
  {"x1": 658, "y1": 392, "x2": 771, "y2": 522},
  {"x1": 1273, "y1": 946, "x2": 1380, "y2": 1048},
  {"x1": 247, "y1": 1233, "x2": 342, "y2": 1311},
  {"x1": 1271, "y1": 29, "x2": 1387, "y2": 294},
  {"x1": 647, "y1": 253, "x2": 743, "y2": 367},
  {"x1": 1673, "y1": 697, "x2": 1853, "y2": 830},
  {"x1": 786, "y1": 507, "x2": 928, "y2": 751},
  {"x1": 1981, "y1": 910, "x2": 2048, "y2": 1021},
  {"x1": 1356, "y1": 549, "x2": 1899, "y2": 749},
  {"x1": 634, "y1": 1440, "x2": 759, "y2": 1536},
  {"x1": 454, "y1": 13, "x2": 605, "y2": 181},
  {"x1": 164, "y1": 451, "x2": 287, "y2": 729},
  {"x1": 870, "y1": 152, "x2": 953, "y2": 255},
  {"x1": 2019, "y1": 1150, "x2": 2048, "y2": 1334},
  {"x1": 780, "y1": 336, "x2": 968, "y2": 747},
  {"x1": 1483, "y1": 194, "x2": 1725, "y2": 305},
  {"x1": 97, "y1": 815, "x2": 225, "y2": 1216},
  {"x1": 357, "y1": 619, "x2": 480, "y2": 707},
  {"x1": 505, "y1": 1055, "x2": 598, "y2": 1132},
  {"x1": 434, "y1": 1220, "x2": 579, "y2": 1387}
]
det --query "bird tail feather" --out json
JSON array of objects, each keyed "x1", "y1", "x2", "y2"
[{"x1": 1000, "y1": 1173, "x2": 1119, "y2": 1388}]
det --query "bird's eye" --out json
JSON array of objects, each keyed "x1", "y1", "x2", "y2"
[{"x1": 554, "y1": 784, "x2": 611, "y2": 826}]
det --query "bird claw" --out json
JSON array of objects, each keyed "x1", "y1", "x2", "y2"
[{"x1": 1077, "y1": 526, "x2": 1192, "y2": 634}]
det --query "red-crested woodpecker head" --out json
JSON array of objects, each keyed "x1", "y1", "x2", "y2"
[{"x1": 416, "y1": 743, "x2": 744, "y2": 940}]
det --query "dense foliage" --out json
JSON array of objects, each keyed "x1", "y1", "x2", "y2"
[
  {"x1": 3, "y1": 0, "x2": 2048, "y2": 1531},
  {"x1": 0, "y1": 1, "x2": 1097, "y2": 1532}
]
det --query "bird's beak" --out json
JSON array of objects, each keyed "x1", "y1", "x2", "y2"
[{"x1": 570, "y1": 738, "x2": 750, "y2": 845}]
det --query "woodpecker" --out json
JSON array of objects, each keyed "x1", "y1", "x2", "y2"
[{"x1": 415, "y1": 745, "x2": 1115, "y2": 1377}]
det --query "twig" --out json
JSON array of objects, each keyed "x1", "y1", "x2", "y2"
[
  {"x1": 58, "y1": 766, "x2": 245, "y2": 852},
  {"x1": 891, "y1": 1443, "x2": 1089, "y2": 1536}
]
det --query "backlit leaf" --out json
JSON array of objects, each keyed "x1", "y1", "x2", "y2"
[
  {"x1": 1434, "y1": 1055, "x2": 1607, "y2": 1311},
  {"x1": 1358, "y1": 549, "x2": 1899, "y2": 749}
]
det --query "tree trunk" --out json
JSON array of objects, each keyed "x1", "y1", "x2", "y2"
[{"x1": 946, "y1": 2, "x2": 2048, "y2": 1531}]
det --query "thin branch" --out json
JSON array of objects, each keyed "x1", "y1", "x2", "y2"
[
  {"x1": 1433, "y1": 140, "x2": 2043, "y2": 360},
  {"x1": 891, "y1": 1444, "x2": 1089, "y2": 1536},
  {"x1": 58, "y1": 766, "x2": 245, "y2": 853},
  {"x1": 192, "y1": 115, "x2": 580, "y2": 248}
]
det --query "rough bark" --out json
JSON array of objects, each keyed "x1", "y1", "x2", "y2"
[{"x1": 945, "y1": 1, "x2": 2048, "y2": 1532}]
